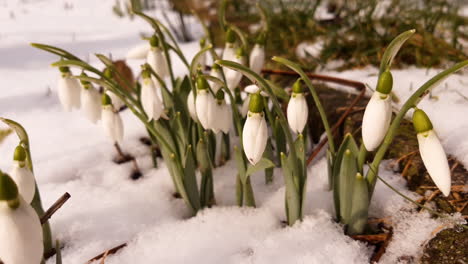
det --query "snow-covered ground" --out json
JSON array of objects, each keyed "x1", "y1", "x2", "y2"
[{"x1": 0, "y1": 0, "x2": 466, "y2": 263}]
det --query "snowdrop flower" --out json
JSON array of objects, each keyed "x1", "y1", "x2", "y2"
[
  {"x1": 147, "y1": 35, "x2": 169, "y2": 80},
  {"x1": 222, "y1": 28, "x2": 237, "y2": 62},
  {"x1": 141, "y1": 70, "x2": 164, "y2": 121},
  {"x1": 0, "y1": 171, "x2": 43, "y2": 264},
  {"x1": 9, "y1": 146, "x2": 35, "y2": 204},
  {"x1": 195, "y1": 77, "x2": 216, "y2": 130},
  {"x1": 241, "y1": 84, "x2": 268, "y2": 117},
  {"x1": 187, "y1": 90, "x2": 198, "y2": 122},
  {"x1": 413, "y1": 109, "x2": 451, "y2": 196},
  {"x1": 57, "y1": 66, "x2": 81, "y2": 111},
  {"x1": 362, "y1": 70, "x2": 393, "y2": 151},
  {"x1": 249, "y1": 33, "x2": 266, "y2": 75},
  {"x1": 80, "y1": 77, "x2": 101, "y2": 124},
  {"x1": 287, "y1": 79, "x2": 308, "y2": 133},
  {"x1": 194, "y1": 38, "x2": 207, "y2": 70},
  {"x1": 101, "y1": 94, "x2": 124, "y2": 144},
  {"x1": 208, "y1": 63, "x2": 223, "y2": 93},
  {"x1": 212, "y1": 90, "x2": 232, "y2": 134},
  {"x1": 225, "y1": 47, "x2": 246, "y2": 90},
  {"x1": 243, "y1": 93, "x2": 268, "y2": 165},
  {"x1": 126, "y1": 43, "x2": 150, "y2": 60}
]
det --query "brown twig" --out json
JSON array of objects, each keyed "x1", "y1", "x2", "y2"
[
  {"x1": 41, "y1": 192, "x2": 71, "y2": 225},
  {"x1": 371, "y1": 228, "x2": 394, "y2": 263},
  {"x1": 351, "y1": 233, "x2": 389, "y2": 244},
  {"x1": 86, "y1": 243, "x2": 127, "y2": 264}
]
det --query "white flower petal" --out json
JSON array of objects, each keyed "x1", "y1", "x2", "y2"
[
  {"x1": 9, "y1": 164, "x2": 36, "y2": 204},
  {"x1": 57, "y1": 75, "x2": 81, "y2": 111},
  {"x1": 147, "y1": 47, "x2": 169, "y2": 79},
  {"x1": 225, "y1": 55, "x2": 245, "y2": 90},
  {"x1": 287, "y1": 93, "x2": 308, "y2": 133},
  {"x1": 187, "y1": 90, "x2": 198, "y2": 122},
  {"x1": 106, "y1": 91, "x2": 125, "y2": 110},
  {"x1": 243, "y1": 112, "x2": 268, "y2": 165},
  {"x1": 126, "y1": 43, "x2": 150, "y2": 60},
  {"x1": 417, "y1": 130, "x2": 451, "y2": 196},
  {"x1": 81, "y1": 87, "x2": 102, "y2": 123},
  {"x1": 249, "y1": 44, "x2": 265, "y2": 75},
  {"x1": 0, "y1": 198, "x2": 43, "y2": 264},
  {"x1": 195, "y1": 91, "x2": 216, "y2": 130},
  {"x1": 208, "y1": 68, "x2": 223, "y2": 93},
  {"x1": 141, "y1": 78, "x2": 163, "y2": 121},
  {"x1": 102, "y1": 107, "x2": 124, "y2": 143},
  {"x1": 362, "y1": 92, "x2": 392, "y2": 151}
]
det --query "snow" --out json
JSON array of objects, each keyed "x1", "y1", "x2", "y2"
[{"x1": 0, "y1": 0, "x2": 466, "y2": 263}]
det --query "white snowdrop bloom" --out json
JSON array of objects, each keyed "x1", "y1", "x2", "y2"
[
  {"x1": 57, "y1": 67, "x2": 81, "y2": 111},
  {"x1": 194, "y1": 38, "x2": 208, "y2": 70},
  {"x1": 208, "y1": 65, "x2": 223, "y2": 93},
  {"x1": 80, "y1": 81, "x2": 101, "y2": 124},
  {"x1": 141, "y1": 75, "x2": 164, "y2": 121},
  {"x1": 126, "y1": 43, "x2": 150, "y2": 60},
  {"x1": 147, "y1": 36, "x2": 169, "y2": 80},
  {"x1": 195, "y1": 90, "x2": 216, "y2": 130},
  {"x1": 362, "y1": 71, "x2": 393, "y2": 151},
  {"x1": 225, "y1": 49, "x2": 246, "y2": 90},
  {"x1": 0, "y1": 172, "x2": 43, "y2": 264},
  {"x1": 187, "y1": 90, "x2": 198, "y2": 122},
  {"x1": 243, "y1": 93, "x2": 268, "y2": 165},
  {"x1": 222, "y1": 28, "x2": 237, "y2": 62},
  {"x1": 413, "y1": 109, "x2": 451, "y2": 196},
  {"x1": 101, "y1": 94, "x2": 124, "y2": 144},
  {"x1": 106, "y1": 90, "x2": 125, "y2": 110},
  {"x1": 287, "y1": 93, "x2": 308, "y2": 134},
  {"x1": 249, "y1": 44, "x2": 265, "y2": 75},
  {"x1": 211, "y1": 91, "x2": 232, "y2": 134},
  {"x1": 241, "y1": 84, "x2": 268, "y2": 117},
  {"x1": 9, "y1": 146, "x2": 35, "y2": 204}
]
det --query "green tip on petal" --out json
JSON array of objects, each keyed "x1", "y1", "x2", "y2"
[
  {"x1": 212, "y1": 63, "x2": 220, "y2": 70},
  {"x1": 376, "y1": 70, "x2": 393, "y2": 94},
  {"x1": 79, "y1": 72, "x2": 91, "y2": 86},
  {"x1": 102, "y1": 93, "x2": 112, "y2": 106},
  {"x1": 149, "y1": 35, "x2": 159, "y2": 47},
  {"x1": 141, "y1": 68, "x2": 151, "y2": 79},
  {"x1": 196, "y1": 76, "x2": 210, "y2": 91},
  {"x1": 413, "y1": 109, "x2": 433, "y2": 133},
  {"x1": 0, "y1": 171, "x2": 19, "y2": 202},
  {"x1": 215, "y1": 89, "x2": 225, "y2": 101},
  {"x1": 226, "y1": 28, "x2": 236, "y2": 43},
  {"x1": 13, "y1": 145, "x2": 27, "y2": 162},
  {"x1": 59, "y1": 66, "x2": 70, "y2": 73},
  {"x1": 249, "y1": 93, "x2": 264, "y2": 113},
  {"x1": 292, "y1": 79, "x2": 304, "y2": 93}
]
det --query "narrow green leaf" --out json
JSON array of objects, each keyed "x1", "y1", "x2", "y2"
[
  {"x1": 379, "y1": 29, "x2": 415, "y2": 74},
  {"x1": 264, "y1": 139, "x2": 274, "y2": 184},
  {"x1": 234, "y1": 145, "x2": 247, "y2": 184},
  {"x1": 30, "y1": 43, "x2": 81, "y2": 61},
  {"x1": 245, "y1": 158, "x2": 275, "y2": 180},
  {"x1": 55, "y1": 240, "x2": 62, "y2": 264},
  {"x1": 348, "y1": 173, "x2": 369, "y2": 235},
  {"x1": 266, "y1": 80, "x2": 289, "y2": 101},
  {"x1": 190, "y1": 45, "x2": 213, "y2": 75},
  {"x1": 273, "y1": 117, "x2": 286, "y2": 165},
  {"x1": 51, "y1": 59, "x2": 102, "y2": 76},
  {"x1": 280, "y1": 152, "x2": 301, "y2": 225},
  {"x1": 338, "y1": 149, "x2": 358, "y2": 225},
  {"x1": 182, "y1": 145, "x2": 201, "y2": 212}
]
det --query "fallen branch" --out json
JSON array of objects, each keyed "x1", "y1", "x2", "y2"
[
  {"x1": 86, "y1": 243, "x2": 127, "y2": 264},
  {"x1": 41, "y1": 192, "x2": 71, "y2": 225}
]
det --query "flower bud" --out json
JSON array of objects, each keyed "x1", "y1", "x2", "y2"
[
  {"x1": 10, "y1": 146, "x2": 36, "y2": 204},
  {"x1": 249, "y1": 44, "x2": 265, "y2": 75},
  {"x1": 224, "y1": 48, "x2": 245, "y2": 90},
  {"x1": 57, "y1": 67, "x2": 81, "y2": 111},
  {"x1": 361, "y1": 91, "x2": 392, "y2": 151},
  {"x1": 413, "y1": 109, "x2": 451, "y2": 196},
  {"x1": 80, "y1": 75, "x2": 101, "y2": 123},
  {"x1": 287, "y1": 90, "x2": 308, "y2": 133},
  {"x1": 243, "y1": 110, "x2": 268, "y2": 165},
  {"x1": 0, "y1": 172, "x2": 44, "y2": 264},
  {"x1": 147, "y1": 44, "x2": 169, "y2": 79},
  {"x1": 141, "y1": 75, "x2": 164, "y2": 121},
  {"x1": 101, "y1": 94, "x2": 124, "y2": 143}
]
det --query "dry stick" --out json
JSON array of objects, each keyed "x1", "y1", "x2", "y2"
[
  {"x1": 371, "y1": 228, "x2": 394, "y2": 263},
  {"x1": 41, "y1": 192, "x2": 71, "y2": 225},
  {"x1": 86, "y1": 243, "x2": 127, "y2": 264},
  {"x1": 114, "y1": 142, "x2": 140, "y2": 173}
]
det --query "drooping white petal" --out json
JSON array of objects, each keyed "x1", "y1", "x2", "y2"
[
  {"x1": 194, "y1": 51, "x2": 206, "y2": 70},
  {"x1": 287, "y1": 93, "x2": 309, "y2": 133},
  {"x1": 147, "y1": 47, "x2": 169, "y2": 79},
  {"x1": 362, "y1": 92, "x2": 392, "y2": 151},
  {"x1": 195, "y1": 90, "x2": 216, "y2": 130},
  {"x1": 225, "y1": 55, "x2": 245, "y2": 90},
  {"x1": 417, "y1": 130, "x2": 451, "y2": 196},
  {"x1": 244, "y1": 84, "x2": 269, "y2": 97},
  {"x1": 102, "y1": 107, "x2": 124, "y2": 143},
  {"x1": 187, "y1": 90, "x2": 198, "y2": 122},
  {"x1": 141, "y1": 78, "x2": 164, "y2": 121},
  {"x1": 243, "y1": 112, "x2": 268, "y2": 165},
  {"x1": 0, "y1": 198, "x2": 43, "y2": 264},
  {"x1": 81, "y1": 87, "x2": 102, "y2": 123},
  {"x1": 212, "y1": 102, "x2": 232, "y2": 134},
  {"x1": 126, "y1": 43, "x2": 151, "y2": 60},
  {"x1": 222, "y1": 43, "x2": 236, "y2": 61},
  {"x1": 9, "y1": 163, "x2": 36, "y2": 204},
  {"x1": 106, "y1": 91, "x2": 125, "y2": 110},
  {"x1": 249, "y1": 44, "x2": 265, "y2": 75},
  {"x1": 208, "y1": 68, "x2": 223, "y2": 93},
  {"x1": 241, "y1": 97, "x2": 250, "y2": 117},
  {"x1": 57, "y1": 74, "x2": 81, "y2": 111}
]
